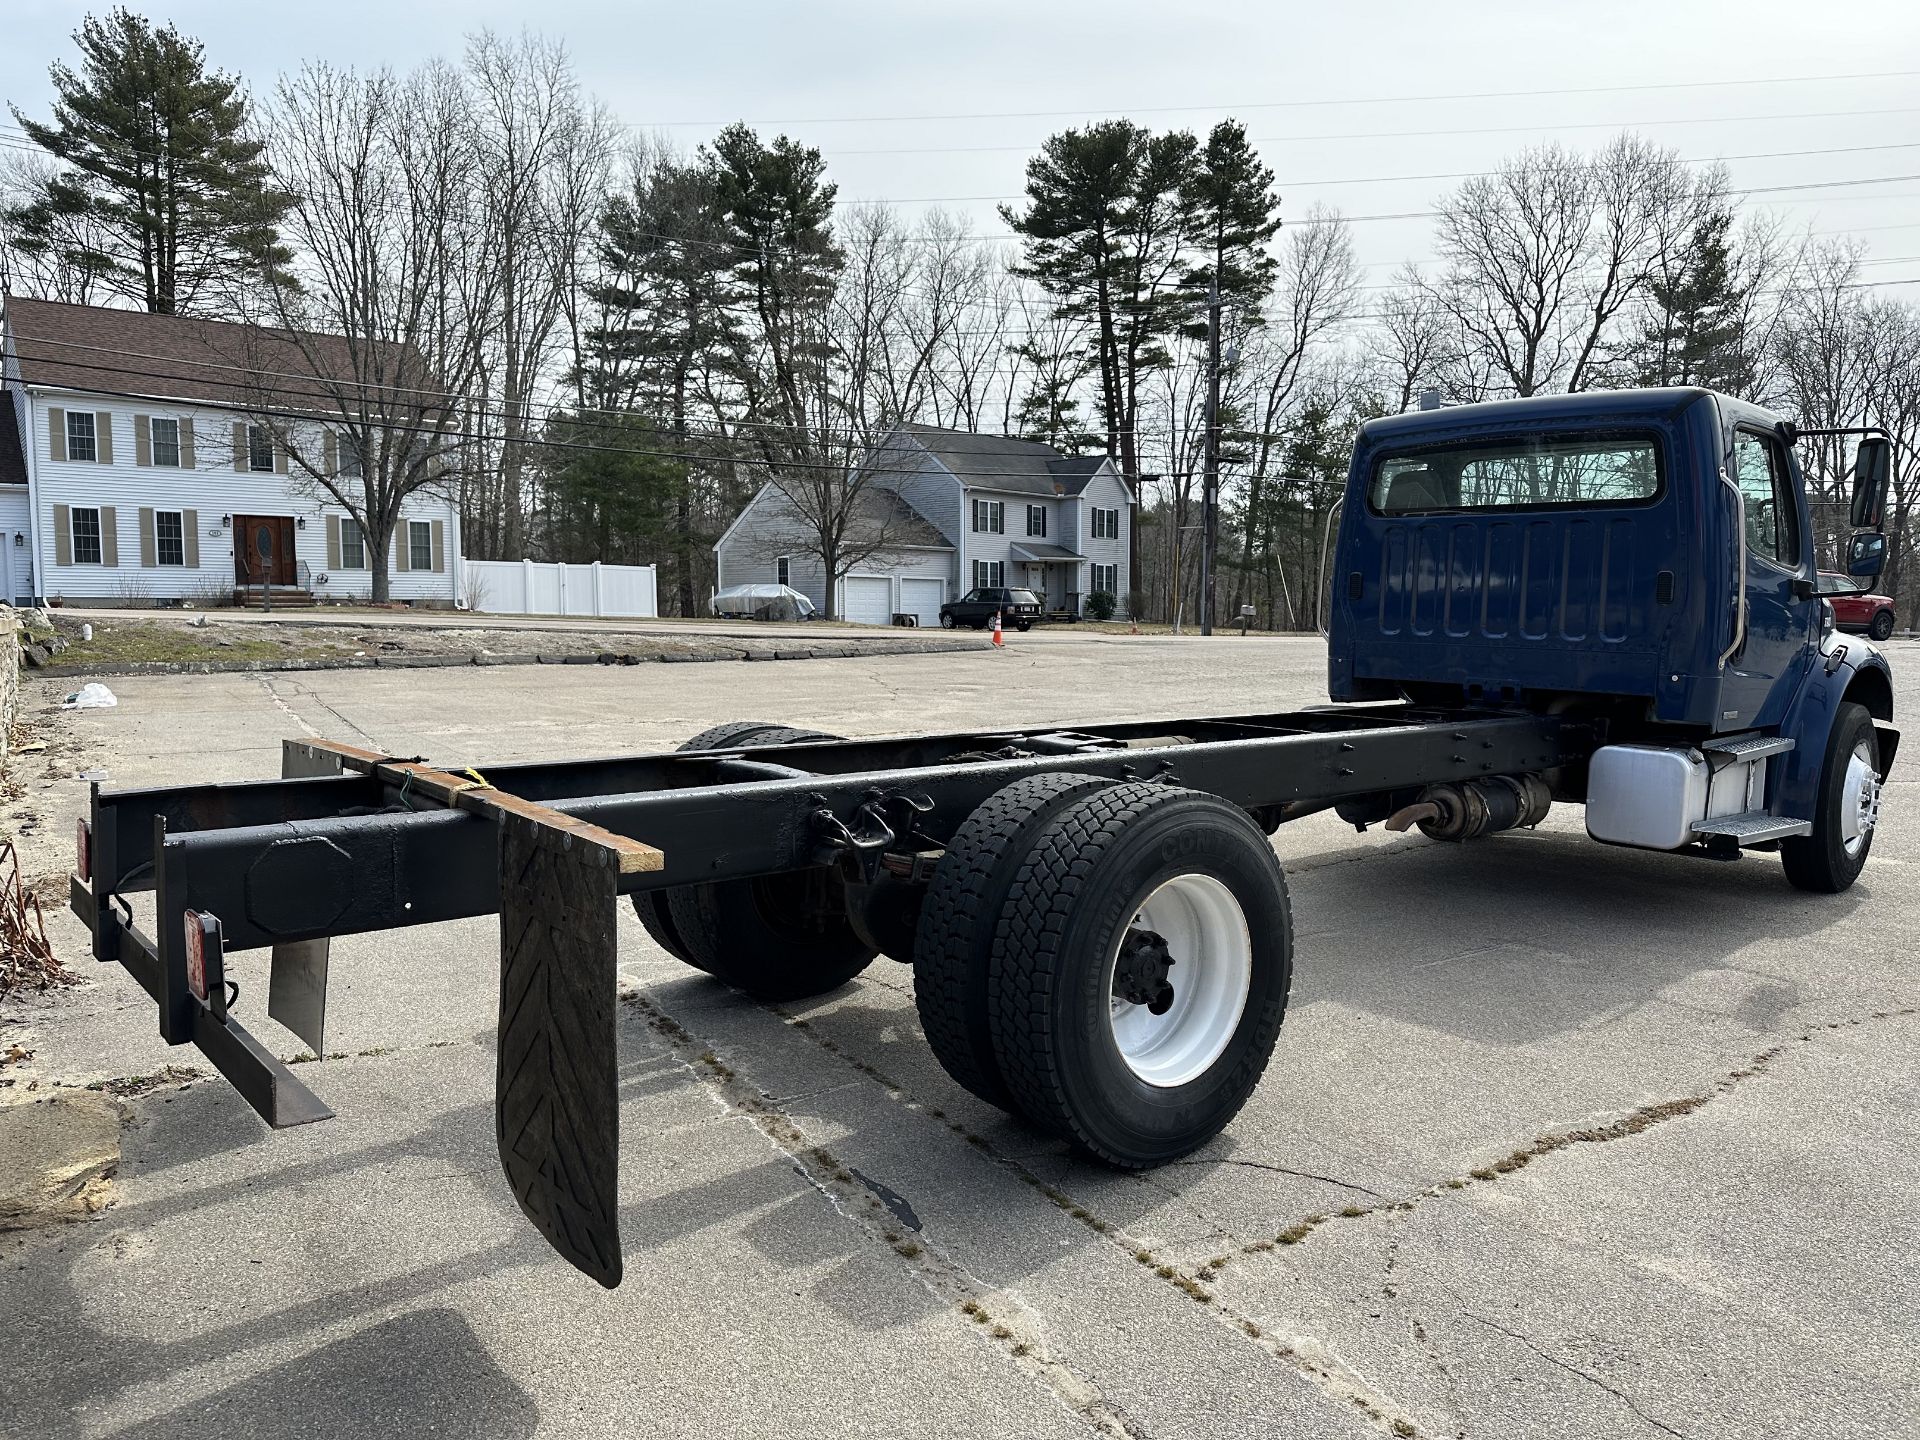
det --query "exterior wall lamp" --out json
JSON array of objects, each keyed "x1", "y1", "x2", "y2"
[{"x1": 220, "y1": 514, "x2": 232, "y2": 527}]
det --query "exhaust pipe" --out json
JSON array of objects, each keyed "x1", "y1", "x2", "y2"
[{"x1": 1385, "y1": 775, "x2": 1551, "y2": 842}]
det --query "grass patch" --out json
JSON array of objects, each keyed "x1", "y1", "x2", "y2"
[{"x1": 51, "y1": 618, "x2": 356, "y2": 668}]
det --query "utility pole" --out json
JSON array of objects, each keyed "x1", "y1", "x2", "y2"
[{"x1": 1199, "y1": 278, "x2": 1224, "y2": 636}]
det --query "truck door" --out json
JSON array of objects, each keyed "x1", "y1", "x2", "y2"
[{"x1": 1719, "y1": 428, "x2": 1816, "y2": 728}]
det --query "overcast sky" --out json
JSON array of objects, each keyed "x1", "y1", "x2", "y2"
[{"x1": 5, "y1": 0, "x2": 1919, "y2": 292}]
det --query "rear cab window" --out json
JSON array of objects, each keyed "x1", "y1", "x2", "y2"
[{"x1": 1370, "y1": 432, "x2": 1664, "y2": 515}]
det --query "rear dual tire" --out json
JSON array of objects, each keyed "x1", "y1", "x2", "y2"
[
  {"x1": 916, "y1": 780, "x2": 1292, "y2": 1166},
  {"x1": 635, "y1": 721, "x2": 877, "y2": 1001}
]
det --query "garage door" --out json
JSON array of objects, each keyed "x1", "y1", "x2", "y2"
[
  {"x1": 900, "y1": 577, "x2": 944, "y2": 628},
  {"x1": 842, "y1": 575, "x2": 893, "y2": 626}
]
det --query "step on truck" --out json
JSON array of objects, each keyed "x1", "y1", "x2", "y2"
[{"x1": 70, "y1": 387, "x2": 1898, "y2": 1287}]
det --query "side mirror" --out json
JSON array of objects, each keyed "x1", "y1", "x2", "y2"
[
  {"x1": 1850, "y1": 436, "x2": 1892, "y2": 530},
  {"x1": 1847, "y1": 530, "x2": 1887, "y2": 578}
]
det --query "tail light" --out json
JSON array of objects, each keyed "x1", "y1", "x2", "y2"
[
  {"x1": 183, "y1": 910, "x2": 223, "y2": 1009},
  {"x1": 76, "y1": 818, "x2": 92, "y2": 883},
  {"x1": 184, "y1": 911, "x2": 208, "y2": 1001}
]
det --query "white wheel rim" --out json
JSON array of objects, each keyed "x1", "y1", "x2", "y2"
[
  {"x1": 1104, "y1": 873, "x2": 1253, "y2": 1088},
  {"x1": 1840, "y1": 738, "x2": 1882, "y2": 857}
]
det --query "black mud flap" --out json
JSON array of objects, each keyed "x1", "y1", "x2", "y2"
[{"x1": 496, "y1": 813, "x2": 624, "y2": 1288}]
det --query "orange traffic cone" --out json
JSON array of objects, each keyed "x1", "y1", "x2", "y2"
[{"x1": 991, "y1": 611, "x2": 1005, "y2": 647}]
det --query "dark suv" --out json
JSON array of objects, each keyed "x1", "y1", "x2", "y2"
[{"x1": 939, "y1": 586, "x2": 1044, "y2": 631}]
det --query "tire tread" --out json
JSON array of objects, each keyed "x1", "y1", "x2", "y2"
[
  {"x1": 988, "y1": 784, "x2": 1292, "y2": 1165},
  {"x1": 913, "y1": 772, "x2": 1115, "y2": 1109}
]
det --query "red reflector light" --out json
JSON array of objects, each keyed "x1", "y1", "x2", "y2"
[
  {"x1": 76, "y1": 819, "x2": 92, "y2": 883},
  {"x1": 184, "y1": 910, "x2": 208, "y2": 1002}
]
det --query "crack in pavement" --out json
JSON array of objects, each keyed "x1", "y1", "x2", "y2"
[
  {"x1": 1165, "y1": 1155, "x2": 1384, "y2": 1197},
  {"x1": 621, "y1": 990, "x2": 1151, "y2": 1440},
  {"x1": 1464, "y1": 1312, "x2": 1689, "y2": 1439},
  {"x1": 254, "y1": 673, "x2": 379, "y2": 747},
  {"x1": 751, "y1": 1000, "x2": 1426, "y2": 1437},
  {"x1": 1208, "y1": 1004, "x2": 1920, "y2": 1265},
  {"x1": 1381, "y1": 1217, "x2": 1468, "y2": 1440}
]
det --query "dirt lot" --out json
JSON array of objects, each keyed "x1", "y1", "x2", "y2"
[
  {"x1": 1, "y1": 634, "x2": 1915, "y2": 1440},
  {"x1": 30, "y1": 609, "x2": 988, "y2": 673}
]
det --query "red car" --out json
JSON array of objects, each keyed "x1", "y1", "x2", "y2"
[{"x1": 1821, "y1": 572, "x2": 1898, "y2": 641}]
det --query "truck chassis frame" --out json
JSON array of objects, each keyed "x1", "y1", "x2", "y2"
[{"x1": 71, "y1": 704, "x2": 1573, "y2": 1285}]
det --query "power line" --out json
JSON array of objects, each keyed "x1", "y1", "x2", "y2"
[
  {"x1": 832, "y1": 143, "x2": 1920, "y2": 206},
  {"x1": 820, "y1": 106, "x2": 1920, "y2": 158},
  {"x1": 621, "y1": 69, "x2": 1920, "y2": 129}
]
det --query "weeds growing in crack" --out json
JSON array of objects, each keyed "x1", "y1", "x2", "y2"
[{"x1": 1241, "y1": 1006, "x2": 1920, "y2": 1260}]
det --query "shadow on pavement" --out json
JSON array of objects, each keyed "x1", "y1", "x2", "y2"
[
  {"x1": 1284, "y1": 822, "x2": 1866, "y2": 1044},
  {"x1": 104, "y1": 1309, "x2": 537, "y2": 1440}
]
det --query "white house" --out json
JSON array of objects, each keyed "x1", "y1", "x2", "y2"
[
  {"x1": 712, "y1": 424, "x2": 1133, "y2": 625},
  {"x1": 0, "y1": 295, "x2": 461, "y2": 607}
]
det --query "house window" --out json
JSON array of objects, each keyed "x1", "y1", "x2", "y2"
[
  {"x1": 973, "y1": 560, "x2": 1005, "y2": 589},
  {"x1": 151, "y1": 417, "x2": 182, "y2": 468},
  {"x1": 155, "y1": 509, "x2": 185, "y2": 566},
  {"x1": 1026, "y1": 505, "x2": 1047, "y2": 538},
  {"x1": 248, "y1": 425, "x2": 275, "y2": 472},
  {"x1": 339, "y1": 518, "x2": 367, "y2": 570},
  {"x1": 777, "y1": 556, "x2": 791, "y2": 587},
  {"x1": 66, "y1": 411, "x2": 98, "y2": 463},
  {"x1": 1091, "y1": 506, "x2": 1120, "y2": 540},
  {"x1": 338, "y1": 435, "x2": 363, "y2": 479},
  {"x1": 1090, "y1": 564, "x2": 1119, "y2": 597},
  {"x1": 971, "y1": 498, "x2": 1004, "y2": 534},
  {"x1": 409, "y1": 520, "x2": 432, "y2": 571},
  {"x1": 71, "y1": 506, "x2": 103, "y2": 564}
]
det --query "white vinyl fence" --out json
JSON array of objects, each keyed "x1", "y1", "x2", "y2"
[{"x1": 463, "y1": 559, "x2": 659, "y2": 619}]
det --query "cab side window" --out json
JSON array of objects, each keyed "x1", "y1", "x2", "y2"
[{"x1": 1731, "y1": 431, "x2": 1800, "y2": 567}]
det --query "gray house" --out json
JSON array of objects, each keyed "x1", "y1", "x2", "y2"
[{"x1": 713, "y1": 423, "x2": 1132, "y2": 625}]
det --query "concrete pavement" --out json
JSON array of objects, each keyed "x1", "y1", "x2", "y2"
[{"x1": 1, "y1": 636, "x2": 1914, "y2": 1439}]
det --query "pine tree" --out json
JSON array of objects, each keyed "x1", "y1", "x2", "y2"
[
  {"x1": 1001, "y1": 120, "x2": 1197, "y2": 488},
  {"x1": 1635, "y1": 209, "x2": 1754, "y2": 394},
  {"x1": 539, "y1": 411, "x2": 684, "y2": 566},
  {"x1": 9, "y1": 8, "x2": 291, "y2": 314},
  {"x1": 588, "y1": 157, "x2": 740, "y2": 614},
  {"x1": 1179, "y1": 119, "x2": 1282, "y2": 336}
]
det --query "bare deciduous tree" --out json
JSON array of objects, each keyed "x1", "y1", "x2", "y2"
[
  {"x1": 461, "y1": 31, "x2": 616, "y2": 561},
  {"x1": 248, "y1": 60, "x2": 492, "y2": 601}
]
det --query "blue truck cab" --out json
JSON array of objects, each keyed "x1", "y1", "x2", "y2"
[{"x1": 1328, "y1": 387, "x2": 1898, "y2": 892}]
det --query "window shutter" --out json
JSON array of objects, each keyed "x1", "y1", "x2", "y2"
[
  {"x1": 324, "y1": 432, "x2": 338, "y2": 476},
  {"x1": 94, "y1": 413, "x2": 113, "y2": 465},
  {"x1": 179, "y1": 418, "x2": 195, "y2": 470},
  {"x1": 232, "y1": 422, "x2": 247, "y2": 472},
  {"x1": 53, "y1": 504, "x2": 71, "y2": 565},
  {"x1": 182, "y1": 509, "x2": 199, "y2": 568},
  {"x1": 430, "y1": 519, "x2": 444, "y2": 572},
  {"x1": 326, "y1": 514, "x2": 342, "y2": 569},
  {"x1": 99, "y1": 505, "x2": 119, "y2": 567},
  {"x1": 394, "y1": 524, "x2": 410, "y2": 573},
  {"x1": 274, "y1": 438, "x2": 288, "y2": 474},
  {"x1": 49, "y1": 407, "x2": 67, "y2": 462},
  {"x1": 139, "y1": 507, "x2": 157, "y2": 567},
  {"x1": 135, "y1": 415, "x2": 152, "y2": 467}
]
